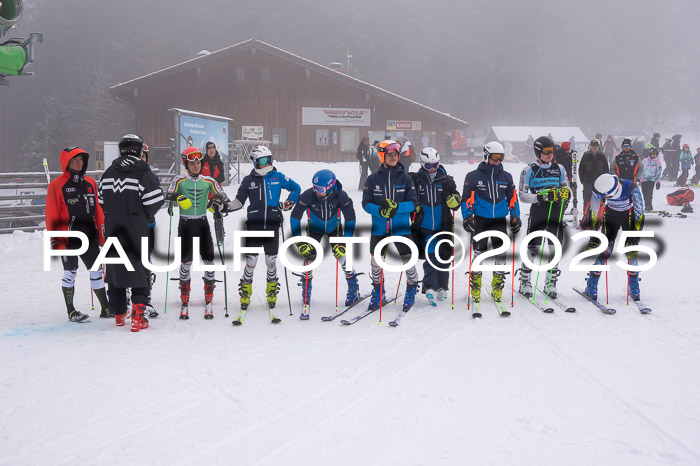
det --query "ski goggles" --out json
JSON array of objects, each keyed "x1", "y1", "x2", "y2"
[
  {"x1": 256, "y1": 155, "x2": 272, "y2": 167},
  {"x1": 489, "y1": 153, "x2": 505, "y2": 161},
  {"x1": 183, "y1": 150, "x2": 203, "y2": 162},
  {"x1": 422, "y1": 162, "x2": 440, "y2": 172},
  {"x1": 540, "y1": 147, "x2": 555, "y2": 155},
  {"x1": 622, "y1": 144, "x2": 631, "y2": 149},
  {"x1": 313, "y1": 181, "x2": 336, "y2": 195},
  {"x1": 378, "y1": 142, "x2": 401, "y2": 155}
]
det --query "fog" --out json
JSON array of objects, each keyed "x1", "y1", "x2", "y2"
[{"x1": 1, "y1": 0, "x2": 699, "y2": 171}]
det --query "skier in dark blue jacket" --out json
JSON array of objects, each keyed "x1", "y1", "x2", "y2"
[
  {"x1": 362, "y1": 140, "x2": 418, "y2": 316},
  {"x1": 462, "y1": 141, "x2": 521, "y2": 308},
  {"x1": 290, "y1": 169, "x2": 360, "y2": 313},
  {"x1": 409, "y1": 147, "x2": 461, "y2": 306},
  {"x1": 229, "y1": 146, "x2": 301, "y2": 311}
]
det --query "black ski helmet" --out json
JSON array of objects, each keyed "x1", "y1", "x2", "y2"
[
  {"x1": 118, "y1": 134, "x2": 144, "y2": 157},
  {"x1": 533, "y1": 136, "x2": 555, "y2": 159}
]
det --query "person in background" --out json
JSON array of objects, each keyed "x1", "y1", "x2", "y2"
[
  {"x1": 692, "y1": 148, "x2": 700, "y2": 185},
  {"x1": 201, "y1": 141, "x2": 225, "y2": 185},
  {"x1": 46, "y1": 147, "x2": 108, "y2": 322},
  {"x1": 369, "y1": 140, "x2": 380, "y2": 174},
  {"x1": 602, "y1": 135, "x2": 618, "y2": 167},
  {"x1": 651, "y1": 132, "x2": 661, "y2": 150},
  {"x1": 632, "y1": 138, "x2": 646, "y2": 160},
  {"x1": 444, "y1": 133, "x2": 453, "y2": 163},
  {"x1": 400, "y1": 138, "x2": 416, "y2": 167},
  {"x1": 677, "y1": 143, "x2": 694, "y2": 187},
  {"x1": 662, "y1": 134, "x2": 682, "y2": 180},
  {"x1": 554, "y1": 141, "x2": 574, "y2": 183},
  {"x1": 569, "y1": 135, "x2": 576, "y2": 151},
  {"x1": 356, "y1": 136, "x2": 371, "y2": 190},
  {"x1": 578, "y1": 139, "x2": 609, "y2": 215},
  {"x1": 640, "y1": 147, "x2": 663, "y2": 211},
  {"x1": 614, "y1": 138, "x2": 640, "y2": 183}
]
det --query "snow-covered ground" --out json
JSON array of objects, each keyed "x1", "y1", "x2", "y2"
[{"x1": 2, "y1": 158, "x2": 699, "y2": 465}]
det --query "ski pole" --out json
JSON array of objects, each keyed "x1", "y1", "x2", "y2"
[
  {"x1": 544, "y1": 196, "x2": 566, "y2": 301},
  {"x1": 511, "y1": 231, "x2": 516, "y2": 307},
  {"x1": 451, "y1": 211, "x2": 455, "y2": 310},
  {"x1": 164, "y1": 201, "x2": 173, "y2": 315},
  {"x1": 279, "y1": 221, "x2": 293, "y2": 316},
  {"x1": 214, "y1": 213, "x2": 228, "y2": 318},
  {"x1": 394, "y1": 271, "x2": 403, "y2": 303},
  {"x1": 335, "y1": 208, "x2": 340, "y2": 313},
  {"x1": 533, "y1": 198, "x2": 554, "y2": 304},
  {"x1": 466, "y1": 235, "x2": 473, "y2": 310},
  {"x1": 379, "y1": 219, "x2": 389, "y2": 323}
]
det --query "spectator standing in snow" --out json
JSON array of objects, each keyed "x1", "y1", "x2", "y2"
[
  {"x1": 640, "y1": 147, "x2": 663, "y2": 211},
  {"x1": 677, "y1": 143, "x2": 694, "y2": 187},
  {"x1": 356, "y1": 136, "x2": 371, "y2": 190},
  {"x1": 578, "y1": 139, "x2": 609, "y2": 212},
  {"x1": 602, "y1": 135, "x2": 618, "y2": 167}
]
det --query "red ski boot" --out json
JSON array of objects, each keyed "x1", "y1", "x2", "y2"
[
  {"x1": 204, "y1": 279, "x2": 216, "y2": 320},
  {"x1": 130, "y1": 303, "x2": 147, "y2": 332},
  {"x1": 179, "y1": 280, "x2": 191, "y2": 320}
]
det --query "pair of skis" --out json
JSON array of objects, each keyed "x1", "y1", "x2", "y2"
[
  {"x1": 339, "y1": 294, "x2": 402, "y2": 326},
  {"x1": 513, "y1": 288, "x2": 577, "y2": 314},
  {"x1": 232, "y1": 304, "x2": 281, "y2": 326},
  {"x1": 572, "y1": 287, "x2": 651, "y2": 314},
  {"x1": 471, "y1": 286, "x2": 511, "y2": 318}
]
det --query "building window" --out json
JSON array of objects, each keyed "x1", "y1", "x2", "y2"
[
  {"x1": 340, "y1": 128, "x2": 359, "y2": 153},
  {"x1": 272, "y1": 128, "x2": 287, "y2": 149},
  {"x1": 315, "y1": 129, "x2": 329, "y2": 148},
  {"x1": 261, "y1": 67, "x2": 271, "y2": 83},
  {"x1": 235, "y1": 67, "x2": 245, "y2": 82}
]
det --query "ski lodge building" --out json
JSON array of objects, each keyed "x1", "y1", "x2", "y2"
[{"x1": 109, "y1": 39, "x2": 469, "y2": 167}]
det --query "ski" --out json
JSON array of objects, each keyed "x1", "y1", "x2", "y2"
[
  {"x1": 232, "y1": 309, "x2": 247, "y2": 326},
  {"x1": 321, "y1": 294, "x2": 371, "y2": 321},
  {"x1": 470, "y1": 301, "x2": 482, "y2": 318},
  {"x1": 514, "y1": 290, "x2": 554, "y2": 313},
  {"x1": 540, "y1": 292, "x2": 576, "y2": 313},
  {"x1": 629, "y1": 297, "x2": 652, "y2": 314},
  {"x1": 572, "y1": 287, "x2": 616, "y2": 314},
  {"x1": 340, "y1": 295, "x2": 400, "y2": 326},
  {"x1": 486, "y1": 286, "x2": 511, "y2": 317},
  {"x1": 388, "y1": 309, "x2": 408, "y2": 327},
  {"x1": 571, "y1": 151, "x2": 580, "y2": 230}
]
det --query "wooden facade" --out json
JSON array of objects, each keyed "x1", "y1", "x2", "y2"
[{"x1": 110, "y1": 39, "x2": 469, "y2": 164}]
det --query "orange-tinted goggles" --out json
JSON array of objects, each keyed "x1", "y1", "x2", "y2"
[
  {"x1": 378, "y1": 142, "x2": 401, "y2": 154},
  {"x1": 540, "y1": 147, "x2": 555, "y2": 155},
  {"x1": 489, "y1": 153, "x2": 505, "y2": 161},
  {"x1": 184, "y1": 151, "x2": 203, "y2": 162}
]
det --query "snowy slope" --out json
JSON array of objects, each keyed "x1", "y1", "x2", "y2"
[{"x1": 1, "y1": 159, "x2": 699, "y2": 466}]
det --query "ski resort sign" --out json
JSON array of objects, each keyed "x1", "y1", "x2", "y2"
[
  {"x1": 302, "y1": 107, "x2": 371, "y2": 126},
  {"x1": 386, "y1": 120, "x2": 422, "y2": 131}
]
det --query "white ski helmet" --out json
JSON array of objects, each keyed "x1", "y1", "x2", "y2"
[
  {"x1": 250, "y1": 145, "x2": 273, "y2": 169},
  {"x1": 483, "y1": 141, "x2": 505, "y2": 161},
  {"x1": 419, "y1": 147, "x2": 440, "y2": 170},
  {"x1": 593, "y1": 173, "x2": 622, "y2": 199}
]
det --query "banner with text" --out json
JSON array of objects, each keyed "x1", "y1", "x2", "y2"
[
  {"x1": 302, "y1": 107, "x2": 371, "y2": 126},
  {"x1": 387, "y1": 120, "x2": 422, "y2": 131}
]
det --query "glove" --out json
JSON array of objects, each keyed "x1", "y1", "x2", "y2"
[
  {"x1": 586, "y1": 237, "x2": 601, "y2": 251},
  {"x1": 279, "y1": 200, "x2": 295, "y2": 211},
  {"x1": 462, "y1": 215, "x2": 476, "y2": 234},
  {"x1": 207, "y1": 195, "x2": 227, "y2": 215},
  {"x1": 415, "y1": 204, "x2": 422, "y2": 214},
  {"x1": 581, "y1": 211, "x2": 598, "y2": 230},
  {"x1": 537, "y1": 189, "x2": 560, "y2": 203},
  {"x1": 558, "y1": 186, "x2": 571, "y2": 201},
  {"x1": 176, "y1": 195, "x2": 192, "y2": 210},
  {"x1": 446, "y1": 193, "x2": 462, "y2": 210},
  {"x1": 296, "y1": 243, "x2": 314, "y2": 257},
  {"x1": 331, "y1": 243, "x2": 346, "y2": 259},
  {"x1": 510, "y1": 216, "x2": 522, "y2": 234},
  {"x1": 379, "y1": 199, "x2": 398, "y2": 218},
  {"x1": 634, "y1": 213, "x2": 645, "y2": 231},
  {"x1": 655, "y1": 180, "x2": 661, "y2": 190},
  {"x1": 167, "y1": 201, "x2": 174, "y2": 216}
]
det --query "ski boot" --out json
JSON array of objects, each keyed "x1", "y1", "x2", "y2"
[
  {"x1": 239, "y1": 280, "x2": 252, "y2": 310},
  {"x1": 681, "y1": 203, "x2": 693, "y2": 213},
  {"x1": 543, "y1": 267, "x2": 561, "y2": 299},
  {"x1": 345, "y1": 274, "x2": 361, "y2": 306},
  {"x1": 179, "y1": 280, "x2": 191, "y2": 320},
  {"x1": 402, "y1": 282, "x2": 419, "y2": 312},
  {"x1": 470, "y1": 272, "x2": 482, "y2": 303},
  {"x1": 368, "y1": 282, "x2": 385, "y2": 311},
  {"x1": 131, "y1": 303, "x2": 148, "y2": 332},
  {"x1": 68, "y1": 309, "x2": 89, "y2": 322},
  {"x1": 115, "y1": 313, "x2": 126, "y2": 327},
  {"x1": 203, "y1": 278, "x2": 216, "y2": 319},
  {"x1": 425, "y1": 289, "x2": 438, "y2": 306},
  {"x1": 99, "y1": 308, "x2": 114, "y2": 319},
  {"x1": 437, "y1": 289, "x2": 448, "y2": 301},
  {"x1": 492, "y1": 272, "x2": 506, "y2": 302},
  {"x1": 266, "y1": 280, "x2": 280, "y2": 309},
  {"x1": 145, "y1": 303, "x2": 159, "y2": 318},
  {"x1": 585, "y1": 272, "x2": 601, "y2": 301},
  {"x1": 93, "y1": 288, "x2": 112, "y2": 318},
  {"x1": 628, "y1": 272, "x2": 641, "y2": 301},
  {"x1": 518, "y1": 267, "x2": 533, "y2": 298},
  {"x1": 299, "y1": 273, "x2": 313, "y2": 306}
]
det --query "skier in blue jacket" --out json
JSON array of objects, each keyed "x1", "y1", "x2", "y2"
[
  {"x1": 409, "y1": 147, "x2": 461, "y2": 306},
  {"x1": 290, "y1": 169, "x2": 360, "y2": 311},
  {"x1": 229, "y1": 146, "x2": 301, "y2": 310},
  {"x1": 462, "y1": 141, "x2": 521, "y2": 306},
  {"x1": 362, "y1": 140, "x2": 418, "y2": 314}
]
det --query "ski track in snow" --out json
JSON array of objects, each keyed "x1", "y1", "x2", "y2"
[{"x1": 2, "y1": 159, "x2": 700, "y2": 465}]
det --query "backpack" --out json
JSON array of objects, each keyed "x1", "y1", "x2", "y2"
[{"x1": 666, "y1": 188, "x2": 695, "y2": 206}]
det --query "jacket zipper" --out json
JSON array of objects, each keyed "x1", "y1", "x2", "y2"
[
  {"x1": 491, "y1": 170, "x2": 496, "y2": 218},
  {"x1": 262, "y1": 176, "x2": 267, "y2": 229}
]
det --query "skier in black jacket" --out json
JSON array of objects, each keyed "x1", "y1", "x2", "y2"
[
  {"x1": 98, "y1": 134, "x2": 164, "y2": 332},
  {"x1": 614, "y1": 138, "x2": 640, "y2": 183},
  {"x1": 578, "y1": 139, "x2": 609, "y2": 212}
]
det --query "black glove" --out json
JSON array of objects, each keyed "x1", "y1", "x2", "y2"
[
  {"x1": 510, "y1": 216, "x2": 522, "y2": 234},
  {"x1": 167, "y1": 201, "x2": 174, "y2": 216},
  {"x1": 537, "y1": 189, "x2": 560, "y2": 203},
  {"x1": 655, "y1": 180, "x2": 661, "y2": 190},
  {"x1": 463, "y1": 215, "x2": 476, "y2": 234},
  {"x1": 279, "y1": 200, "x2": 295, "y2": 211},
  {"x1": 208, "y1": 194, "x2": 227, "y2": 216},
  {"x1": 379, "y1": 199, "x2": 398, "y2": 218}
]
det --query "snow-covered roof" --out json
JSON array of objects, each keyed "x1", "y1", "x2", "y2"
[
  {"x1": 488, "y1": 126, "x2": 589, "y2": 144},
  {"x1": 110, "y1": 39, "x2": 469, "y2": 129}
]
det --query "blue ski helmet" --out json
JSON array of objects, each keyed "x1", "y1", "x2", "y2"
[{"x1": 312, "y1": 169, "x2": 337, "y2": 196}]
